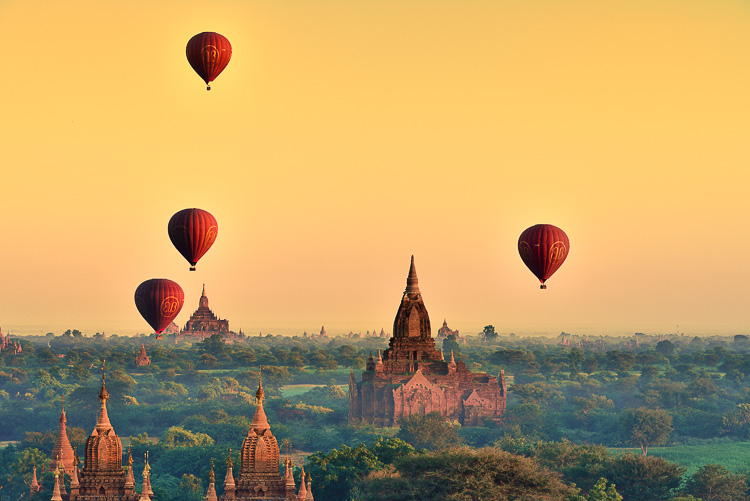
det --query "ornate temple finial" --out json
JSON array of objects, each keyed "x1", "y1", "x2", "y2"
[
  {"x1": 59, "y1": 395, "x2": 67, "y2": 424},
  {"x1": 377, "y1": 349, "x2": 383, "y2": 364},
  {"x1": 202, "y1": 283, "x2": 206, "y2": 296},
  {"x1": 297, "y1": 462, "x2": 308, "y2": 499},
  {"x1": 99, "y1": 358, "x2": 109, "y2": 403},
  {"x1": 255, "y1": 368, "x2": 265, "y2": 404},
  {"x1": 128, "y1": 445, "x2": 133, "y2": 466},
  {"x1": 250, "y1": 370, "x2": 270, "y2": 431},
  {"x1": 51, "y1": 461, "x2": 63, "y2": 501},
  {"x1": 209, "y1": 458, "x2": 215, "y2": 482},
  {"x1": 226, "y1": 447, "x2": 233, "y2": 468},
  {"x1": 450, "y1": 350, "x2": 455, "y2": 364},
  {"x1": 405, "y1": 255, "x2": 420, "y2": 294}
]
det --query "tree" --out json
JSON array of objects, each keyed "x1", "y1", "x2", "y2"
[
  {"x1": 160, "y1": 426, "x2": 215, "y2": 448},
  {"x1": 397, "y1": 411, "x2": 462, "y2": 451},
  {"x1": 619, "y1": 407, "x2": 673, "y2": 455},
  {"x1": 683, "y1": 464, "x2": 748, "y2": 501},
  {"x1": 606, "y1": 453, "x2": 684, "y2": 501},
  {"x1": 442, "y1": 335, "x2": 460, "y2": 355},
  {"x1": 722, "y1": 403, "x2": 750, "y2": 438},
  {"x1": 326, "y1": 378, "x2": 346, "y2": 399},
  {"x1": 306, "y1": 443, "x2": 385, "y2": 501},
  {"x1": 198, "y1": 334, "x2": 226, "y2": 356},
  {"x1": 354, "y1": 447, "x2": 578, "y2": 501},
  {"x1": 177, "y1": 473, "x2": 204, "y2": 501},
  {"x1": 482, "y1": 325, "x2": 498, "y2": 341},
  {"x1": 587, "y1": 478, "x2": 623, "y2": 501},
  {"x1": 656, "y1": 340, "x2": 676, "y2": 356},
  {"x1": 572, "y1": 395, "x2": 614, "y2": 417},
  {"x1": 581, "y1": 357, "x2": 598, "y2": 374}
]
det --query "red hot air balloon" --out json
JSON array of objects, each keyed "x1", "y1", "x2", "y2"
[
  {"x1": 134, "y1": 279, "x2": 185, "y2": 337},
  {"x1": 168, "y1": 208, "x2": 218, "y2": 271},
  {"x1": 186, "y1": 32, "x2": 232, "y2": 90},
  {"x1": 518, "y1": 224, "x2": 570, "y2": 289}
]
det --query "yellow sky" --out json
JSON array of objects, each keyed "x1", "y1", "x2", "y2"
[{"x1": 1, "y1": 0, "x2": 749, "y2": 337}]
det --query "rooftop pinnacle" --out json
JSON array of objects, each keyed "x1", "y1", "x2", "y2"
[
  {"x1": 95, "y1": 359, "x2": 112, "y2": 432},
  {"x1": 405, "y1": 255, "x2": 420, "y2": 294},
  {"x1": 250, "y1": 374, "x2": 270, "y2": 431}
]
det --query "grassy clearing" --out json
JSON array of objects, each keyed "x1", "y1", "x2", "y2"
[
  {"x1": 611, "y1": 442, "x2": 750, "y2": 475},
  {"x1": 280, "y1": 384, "x2": 326, "y2": 398}
]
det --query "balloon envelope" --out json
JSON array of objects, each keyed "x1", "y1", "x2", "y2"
[
  {"x1": 168, "y1": 208, "x2": 218, "y2": 271},
  {"x1": 518, "y1": 224, "x2": 570, "y2": 289},
  {"x1": 134, "y1": 279, "x2": 185, "y2": 334},
  {"x1": 186, "y1": 32, "x2": 232, "y2": 90}
]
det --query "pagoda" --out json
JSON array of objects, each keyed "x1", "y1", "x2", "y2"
[
  {"x1": 217, "y1": 376, "x2": 306, "y2": 500},
  {"x1": 178, "y1": 285, "x2": 237, "y2": 342},
  {"x1": 349, "y1": 256, "x2": 507, "y2": 426},
  {"x1": 50, "y1": 397, "x2": 76, "y2": 474},
  {"x1": 60, "y1": 360, "x2": 142, "y2": 501},
  {"x1": 135, "y1": 344, "x2": 151, "y2": 367}
]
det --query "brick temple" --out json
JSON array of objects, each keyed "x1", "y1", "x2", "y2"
[
  {"x1": 212, "y1": 376, "x2": 312, "y2": 500},
  {"x1": 348, "y1": 256, "x2": 507, "y2": 426},
  {"x1": 177, "y1": 285, "x2": 244, "y2": 343},
  {"x1": 49, "y1": 362, "x2": 150, "y2": 501}
]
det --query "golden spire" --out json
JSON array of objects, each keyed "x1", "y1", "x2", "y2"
[
  {"x1": 209, "y1": 458, "x2": 215, "y2": 483},
  {"x1": 226, "y1": 447, "x2": 233, "y2": 468},
  {"x1": 405, "y1": 255, "x2": 420, "y2": 294}
]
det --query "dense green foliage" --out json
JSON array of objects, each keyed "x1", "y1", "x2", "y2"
[{"x1": 2, "y1": 329, "x2": 750, "y2": 500}]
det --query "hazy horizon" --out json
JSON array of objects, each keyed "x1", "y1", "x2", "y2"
[{"x1": 4, "y1": 318, "x2": 747, "y2": 339}]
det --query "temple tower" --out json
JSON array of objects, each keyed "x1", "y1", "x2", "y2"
[
  {"x1": 135, "y1": 344, "x2": 151, "y2": 367},
  {"x1": 64, "y1": 361, "x2": 141, "y2": 501},
  {"x1": 349, "y1": 256, "x2": 507, "y2": 426},
  {"x1": 223, "y1": 376, "x2": 296, "y2": 500},
  {"x1": 50, "y1": 397, "x2": 76, "y2": 473}
]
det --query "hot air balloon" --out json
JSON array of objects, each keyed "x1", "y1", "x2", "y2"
[
  {"x1": 186, "y1": 32, "x2": 232, "y2": 90},
  {"x1": 168, "y1": 208, "x2": 218, "y2": 271},
  {"x1": 518, "y1": 224, "x2": 570, "y2": 289},
  {"x1": 134, "y1": 279, "x2": 185, "y2": 337}
]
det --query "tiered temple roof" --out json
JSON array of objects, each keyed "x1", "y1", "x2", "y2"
[
  {"x1": 349, "y1": 256, "x2": 507, "y2": 427},
  {"x1": 55, "y1": 361, "x2": 145, "y2": 501},
  {"x1": 215, "y1": 376, "x2": 309, "y2": 500},
  {"x1": 178, "y1": 285, "x2": 240, "y2": 342}
]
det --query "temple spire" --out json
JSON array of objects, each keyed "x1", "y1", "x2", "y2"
[
  {"x1": 51, "y1": 464, "x2": 63, "y2": 501},
  {"x1": 95, "y1": 359, "x2": 112, "y2": 432},
  {"x1": 125, "y1": 446, "x2": 135, "y2": 489},
  {"x1": 305, "y1": 473, "x2": 314, "y2": 500},
  {"x1": 205, "y1": 458, "x2": 218, "y2": 501},
  {"x1": 51, "y1": 395, "x2": 75, "y2": 472},
  {"x1": 30, "y1": 465, "x2": 40, "y2": 494},
  {"x1": 70, "y1": 449, "x2": 80, "y2": 493},
  {"x1": 405, "y1": 255, "x2": 420, "y2": 294},
  {"x1": 224, "y1": 447, "x2": 236, "y2": 497},
  {"x1": 297, "y1": 463, "x2": 307, "y2": 500},
  {"x1": 250, "y1": 371, "x2": 270, "y2": 431}
]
